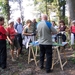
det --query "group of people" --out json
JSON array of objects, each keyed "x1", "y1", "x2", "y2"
[
  {"x1": 22, "y1": 19, "x2": 37, "y2": 49},
  {"x1": 0, "y1": 16, "x2": 37, "y2": 69},
  {"x1": 0, "y1": 17, "x2": 23, "y2": 69},
  {"x1": 37, "y1": 14, "x2": 75, "y2": 73},
  {"x1": 0, "y1": 14, "x2": 75, "y2": 74}
]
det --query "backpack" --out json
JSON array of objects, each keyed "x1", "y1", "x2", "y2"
[{"x1": 15, "y1": 23, "x2": 18, "y2": 30}]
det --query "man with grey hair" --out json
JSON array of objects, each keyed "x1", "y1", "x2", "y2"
[
  {"x1": 37, "y1": 14, "x2": 57, "y2": 73},
  {"x1": 14, "y1": 17, "x2": 23, "y2": 54}
]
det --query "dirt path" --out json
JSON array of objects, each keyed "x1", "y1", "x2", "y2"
[{"x1": 0, "y1": 47, "x2": 75, "y2": 75}]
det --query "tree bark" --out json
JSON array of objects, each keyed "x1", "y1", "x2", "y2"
[
  {"x1": 4, "y1": 0, "x2": 10, "y2": 20},
  {"x1": 66, "y1": 0, "x2": 75, "y2": 21}
]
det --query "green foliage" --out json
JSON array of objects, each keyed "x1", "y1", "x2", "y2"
[
  {"x1": 34, "y1": 1, "x2": 46, "y2": 13},
  {"x1": 68, "y1": 51, "x2": 75, "y2": 64},
  {"x1": 34, "y1": 0, "x2": 66, "y2": 20},
  {"x1": 34, "y1": 0, "x2": 54, "y2": 4},
  {"x1": 44, "y1": 0, "x2": 54, "y2": 3},
  {"x1": 70, "y1": 57, "x2": 75, "y2": 64},
  {"x1": 34, "y1": 0, "x2": 54, "y2": 14},
  {"x1": 59, "y1": 0, "x2": 66, "y2": 7},
  {"x1": 0, "y1": 2, "x2": 10, "y2": 15},
  {"x1": 54, "y1": 0, "x2": 66, "y2": 20},
  {"x1": 34, "y1": 0, "x2": 38, "y2": 5},
  {"x1": 0, "y1": 0, "x2": 10, "y2": 21},
  {"x1": 65, "y1": 16, "x2": 68, "y2": 25},
  {"x1": 18, "y1": 63, "x2": 23, "y2": 68},
  {"x1": 36, "y1": 18, "x2": 41, "y2": 22}
]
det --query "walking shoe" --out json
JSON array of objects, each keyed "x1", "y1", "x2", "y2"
[
  {"x1": 46, "y1": 69, "x2": 53, "y2": 73},
  {"x1": 40, "y1": 66, "x2": 44, "y2": 69},
  {"x1": 12, "y1": 58, "x2": 16, "y2": 62},
  {"x1": 1, "y1": 66, "x2": 6, "y2": 69},
  {"x1": 16, "y1": 54, "x2": 19, "y2": 58}
]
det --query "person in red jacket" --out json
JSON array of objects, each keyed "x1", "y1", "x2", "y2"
[{"x1": 0, "y1": 16, "x2": 8, "y2": 69}]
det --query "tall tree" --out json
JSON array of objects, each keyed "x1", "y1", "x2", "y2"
[
  {"x1": 34, "y1": 0, "x2": 53, "y2": 14},
  {"x1": 34, "y1": 0, "x2": 66, "y2": 21},
  {"x1": 0, "y1": 0, "x2": 10, "y2": 22},
  {"x1": 52, "y1": 0, "x2": 66, "y2": 20},
  {"x1": 66, "y1": 0, "x2": 75, "y2": 22},
  {"x1": 18, "y1": 0, "x2": 24, "y2": 24}
]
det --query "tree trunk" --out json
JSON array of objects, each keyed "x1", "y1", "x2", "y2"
[
  {"x1": 62, "y1": 5, "x2": 65, "y2": 20},
  {"x1": 66, "y1": 0, "x2": 75, "y2": 22},
  {"x1": 18, "y1": 0, "x2": 24, "y2": 25},
  {"x1": 45, "y1": 0, "x2": 48, "y2": 15},
  {"x1": 4, "y1": 0, "x2": 10, "y2": 20}
]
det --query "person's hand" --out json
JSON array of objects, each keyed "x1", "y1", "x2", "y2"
[
  {"x1": 29, "y1": 33, "x2": 32, "y2": 36},
  {"x1": 29, "y1": 33, "x2": 34, "y2": 36},
  {"x1": 10, "y1": 41, "x2": 13, "y2": 45}
]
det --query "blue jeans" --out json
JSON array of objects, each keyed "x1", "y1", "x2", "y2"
[{"x1": 39, "y1": 44, "x2": 52, "y2": 71}]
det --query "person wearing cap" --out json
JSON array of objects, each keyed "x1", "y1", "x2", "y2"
[
  {"x1": 70, "y1": 20, "x2": 75, "y2": 50},
  {"x1": 6, "y1": 19, "x2": 21, "y2": 61},
  {"x1": 0, "y1": 16, "x2": 8, "y2": 69}
]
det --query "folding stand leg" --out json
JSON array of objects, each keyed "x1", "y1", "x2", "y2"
[
  {"x1": 31, "y1": 47, "x2": 37, "y2": 66},
  {"x1": 57, "y1": 47, "x2": 63, "y2": 70},
  {"x1": 52, "y1": 46, "x2": 67, "y2": 70},
  {"x1": 35, "y1": 46, "x2": 38, "y2": 56},
  {"x1": 52, "y1": 49, "x2": 56, "y2": 69},
  {"x1": 52, "y1": 47, "x2": 59, "y2": 69},
  {"x1": 28, "y1": 46, "x2": 37, "y2": 66},
  {"x1": 28, "y1": 46, "x2": 31, "y2": 64}
]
